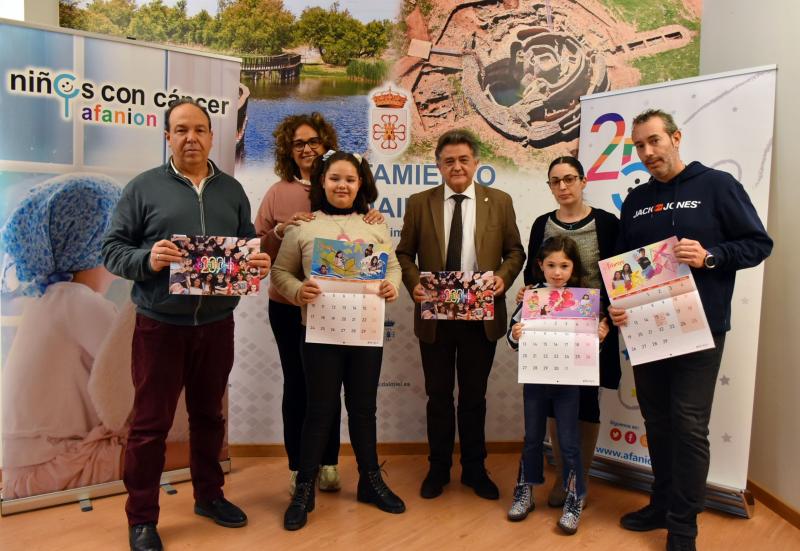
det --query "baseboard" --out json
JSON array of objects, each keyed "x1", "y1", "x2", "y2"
[
  {"x1": 747, "y1": 479, "x2": 800, "y2": 529},
  {"x1": 229, "y1": 441, "x2": 523, "y2": 458}
]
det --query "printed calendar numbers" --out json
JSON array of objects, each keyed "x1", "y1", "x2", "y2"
[
  {"x1": 306, "y1": 279, "x2": 385, "y2": 347},
  {"x1": 600, "y1": 237, "x2": 715, "y2": 365},
  {"x1": 517, "y1": 288, "x2": 601, "y2": 386}
]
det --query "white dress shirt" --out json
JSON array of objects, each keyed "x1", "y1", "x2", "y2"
[{"x1": 443, "y1": 182, "x2": 478, "y2": 271}]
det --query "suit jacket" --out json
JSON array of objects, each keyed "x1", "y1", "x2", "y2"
[{"x1": 396, "y1": 183, "x2": 526, "y2": 343}]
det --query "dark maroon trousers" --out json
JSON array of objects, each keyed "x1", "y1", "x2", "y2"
[{"x1": 125, "y1": 313, "x2": 234, "y2": 526}]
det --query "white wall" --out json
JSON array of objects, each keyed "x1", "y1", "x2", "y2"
[
  {"x1": 0, "y1": 0, "x2": 58, "y2": 26},
  {"x1": 24, "y1": 0, "x2": 58, "y2": 27},
  {"x1": 0, "y1": 0, "x2": 24, "y2": 21},
  {"x1": 701, "y1": 0, "x2": 800, "y2": 511}
]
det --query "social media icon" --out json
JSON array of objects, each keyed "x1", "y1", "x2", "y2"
[{"x1": 610, "y1": 428, "x2": 622, "y2": 441}]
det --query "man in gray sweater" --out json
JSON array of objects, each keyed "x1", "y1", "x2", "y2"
[{"x1": 102, "y1": 99, "x2": 270, "y2": 551}]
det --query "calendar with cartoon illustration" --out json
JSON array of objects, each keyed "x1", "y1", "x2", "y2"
[
  {"x1": 310, "y1": 238, "x2": 390, "y2": 280},
  {"x1": 599, "y1": 236, "x2": 714, "y2": 365},
  {"x1": 305, "y1": 278, "x2": 385, "y2": 347},
  {"x1": 517, "y1": 287, "x2": 601, "y2": 386}
]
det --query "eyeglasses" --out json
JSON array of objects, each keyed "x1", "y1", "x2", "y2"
[
  {"x1": 292, "y1": 137, "x2": 323, "y2": 151},
  {"x1": 547, "y1": 174, "x2": 581, "y2": 188}
]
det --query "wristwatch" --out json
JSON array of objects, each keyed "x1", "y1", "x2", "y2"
[{"x1": 703, "y1": 252, "x2": 717, "y2": 269}]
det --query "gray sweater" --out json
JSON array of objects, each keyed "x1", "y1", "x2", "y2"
[{"x1": 102, "y1": 161, "x2": 256, "y2": 325}]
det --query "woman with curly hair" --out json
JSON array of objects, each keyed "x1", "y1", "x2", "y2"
[{"x1": 255, "y1": 113, "x2": 383, "y2": 495}]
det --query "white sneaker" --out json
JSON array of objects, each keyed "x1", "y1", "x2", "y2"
[
  {"x1": 507, "y1": 483, "x2": 534, "y2": 521},
  {"x1": 289, "y1": 470, "x2": 298, "y2": 497},
  {"x1": 318, "y1": 465, "x2": 341, "y2": 492}
]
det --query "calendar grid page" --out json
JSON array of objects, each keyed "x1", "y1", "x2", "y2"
[
  {"x1": 599, "y1": 236, "x2": 715, "y2": 365},
  {"x1": 305, "y1": 279, "x2": 385, "y2": 347},
  {"x1": 517, "y1": 287, "x2": 601, "y2": 386}
]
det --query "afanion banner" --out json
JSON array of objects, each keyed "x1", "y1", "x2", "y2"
[
  {"x1": 579, "y1": 66, "x2": 777, "y2": 494},
  {"x1": 0, "y1": 19, "x2": 240, "y2": 513}
]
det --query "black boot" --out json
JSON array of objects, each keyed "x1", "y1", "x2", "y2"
[
  {"x1": 284, "y1": 480, "x2": 315, "y2": 531},
  {"x1": 357, "y1": 468, "x2": 406, "y2": 514},
  {"x1": 129, "y1": 523, "x2": 162, "y2": 551}
]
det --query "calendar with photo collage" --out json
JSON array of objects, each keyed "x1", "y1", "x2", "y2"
[
  {"x1": 599, "y1": 236, "x2": 715, "y2": 365},
  {"x1": 518, "y1": 287, "x2": 601, "y2": 386},
  {"x1": 419, "y1": 271, "x2": 495, "y2": 321},
  {"x1": 168, "y1": 235, "x2": 262, "y2": 296}
]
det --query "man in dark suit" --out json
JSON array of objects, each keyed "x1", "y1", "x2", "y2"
[{"x1": 396, "y1": 130, "x2": 525, "y2": 500}]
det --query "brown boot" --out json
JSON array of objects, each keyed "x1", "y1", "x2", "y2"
[
  {"x1": 547, "y1": 417, "x2": 567, "y2": 507},
  {"x1": 579, "y1": 421, "x2": 600, "y2": 508}
]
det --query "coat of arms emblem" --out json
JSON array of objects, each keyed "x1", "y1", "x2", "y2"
[{"x1": 369, "y1": 86, "x2": 411, "y2": 157}]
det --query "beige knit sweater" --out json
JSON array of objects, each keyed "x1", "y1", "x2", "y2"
[{"x1": 270, "y1": 212, "x2": 401, "y2": 324}]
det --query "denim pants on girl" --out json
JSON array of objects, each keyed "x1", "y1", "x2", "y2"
[{"x1": 519, "y1": 383, "x2": 586, "y2": 498}]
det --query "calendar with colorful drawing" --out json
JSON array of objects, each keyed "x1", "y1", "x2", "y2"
[
  {"x1": 310, "y1": 238, "x2": 390, "y2": 280},
  {"x1": 305, "y1": 239, "x2": 387, "y2": 347},
  {"x1": 599, "y1": 236, "x2": 715, "y2": 365},
  {"x1": 518, "y1": 287, "x2": 601, "y2": 386}
]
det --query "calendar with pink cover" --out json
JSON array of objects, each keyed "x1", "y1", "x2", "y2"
[
  {"x1": 518, "y1": 287, "x2": 600, "y2": 386},
  {"x1": 599, "y1": 236, "x2": 715, "y2": 365},
  {"x1": 305, "y1": 279, "x2": 385, "y2": 347}
]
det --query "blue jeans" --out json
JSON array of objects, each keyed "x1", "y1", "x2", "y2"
[{"x1": 520, "y1": 383, "x2": 585, "y2": 498}]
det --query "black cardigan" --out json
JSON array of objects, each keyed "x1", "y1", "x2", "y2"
[{"x1": 522, "y1": 208, "x2": 621, "y2": 389}]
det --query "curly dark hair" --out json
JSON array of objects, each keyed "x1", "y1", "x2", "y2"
[
  {"x1": 533, "y1": 235, "x2": 584, "y2": 287},
  {"x1": 309, "y1": 152, "x2": 378, "y2": 215},
  {"x1": 272, "y1": 112, "x2": 339, "y2": 181}
]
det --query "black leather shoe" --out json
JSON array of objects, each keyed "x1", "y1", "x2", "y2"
[
  {"x1": 620, "y1": 504, "x2": 668, "y2": 532},
  {"x1": 420, "y1": 468, "x2": 450, "y2": 499},
  {"x1": 461, "y1": 467, "x2": 500, "y2": 500},
  {"x1": 284, "y1": 480, "x2": 315, "y2": 531},
  {"x1": 129, "y1": 523, "x2": 163, "y2": 551},
  {"x1": 357, "y1": 468, "x2": 406, "y2": 513},
  {"x1": 667, "y1": 533, "x2": 697, "y2": 551},
  {"x1": 194, "y1": 497, "x2": 248, "y2": 528}
]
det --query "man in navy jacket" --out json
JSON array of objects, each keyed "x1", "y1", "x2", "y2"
[{"x1": 609, "y1": 109, "x2": 772, "y2": 551}]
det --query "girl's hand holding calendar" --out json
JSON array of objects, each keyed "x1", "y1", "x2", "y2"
[
  {"x1": 298, "y1": 278, "x2": 322, "y2": 304},
  {"x1": 598, "y1": 317, "x2": 610, "y2": 342},
  {"x1": 378, "y1": 280, "x2": 398, "y2": 302},
  {"x1": 512, "y1": 322, "x2": 524, "y2": 341}
]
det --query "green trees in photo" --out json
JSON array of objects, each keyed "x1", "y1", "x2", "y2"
[
  {"x1": 215, "y1": 0, "x2": 295, "y2": 54},
  {"x1": 58, "y1": 0, "x2": 393, "y2": 64},
  {"x1": 295, "y1": 3, "x2": 392, "y2": 65}
]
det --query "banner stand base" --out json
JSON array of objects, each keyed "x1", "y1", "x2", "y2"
[
  {"x1": 1, "y1": 459, "x2": 232, "y2": 516},
  {"x1": 545, "y1": 445, "x2": 754, "y2": 518}
]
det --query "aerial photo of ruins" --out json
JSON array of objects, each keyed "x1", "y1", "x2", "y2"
[{"x1": 395, "y1": 0, "x2": 702, "y2": 167}]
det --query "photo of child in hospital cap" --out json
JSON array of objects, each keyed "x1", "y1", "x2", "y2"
[{"x1": 0, "y1": 173, "x2": 129, "y2": 500}]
